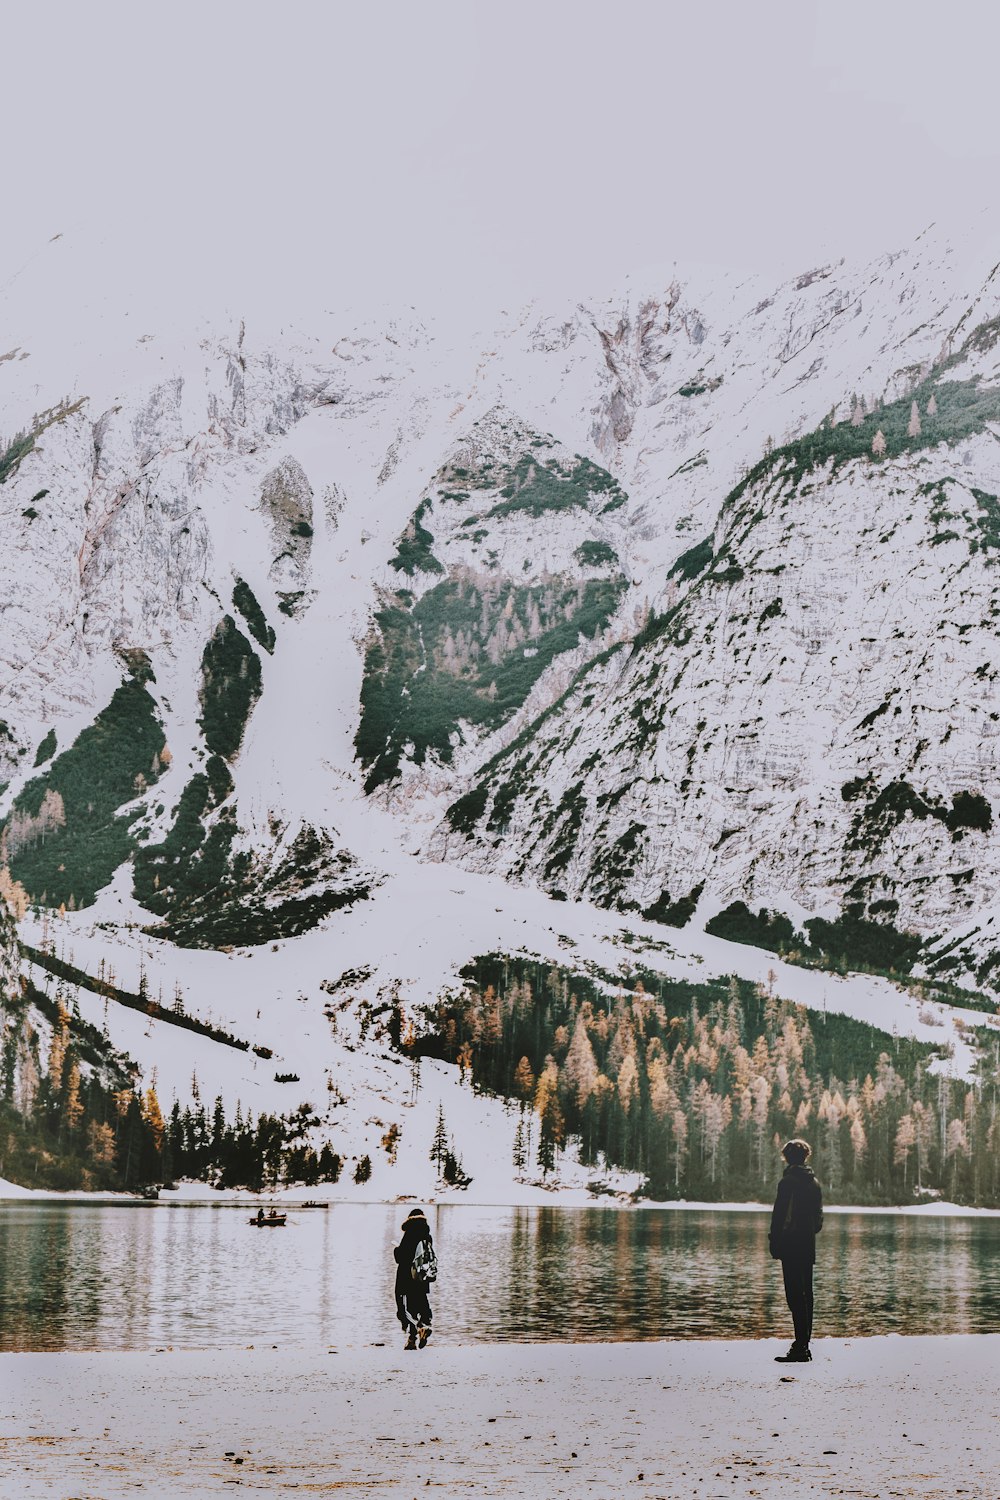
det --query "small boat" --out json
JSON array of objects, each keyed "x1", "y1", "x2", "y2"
[
  {"x1": 249, "y1": 1213, "x2": 287, "y2": 1227},
  {"x1": 300, "y1": 1200, "x2": 330, "y2": 1209}
]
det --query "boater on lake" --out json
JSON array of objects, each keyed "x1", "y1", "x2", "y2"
[
  {"x1": 769, "y1": 1138, "x2": 824, "y2": 1363},
  {"x1": 393, "y1": 1207, "x2": 437, "y2": 1350}
]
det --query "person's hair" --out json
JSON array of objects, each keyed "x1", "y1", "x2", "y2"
[{"x1": 781, "y1": 1139, "x2": 811, "y2": 1165}]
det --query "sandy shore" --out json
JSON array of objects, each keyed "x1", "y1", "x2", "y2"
[{"x1": 2, "y1": 1337, "x2": 998, "y2": 1498}]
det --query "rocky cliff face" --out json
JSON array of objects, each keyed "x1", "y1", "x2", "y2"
[
  {"x1": 439, "y1": 315, "x2": 1000, "y2": 957},
  {"x1": 3, "y1": 223, "x2": 1000, "y2": 988}
]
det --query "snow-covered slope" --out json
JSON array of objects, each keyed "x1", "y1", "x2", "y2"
[{"x1": 17, "y1": 819, "x2": 995, "y2": 1204}]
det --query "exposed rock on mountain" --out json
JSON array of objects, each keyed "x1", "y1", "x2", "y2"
[{"x1": 440, "y1": 312, "x2": 1000, "y2": 975}]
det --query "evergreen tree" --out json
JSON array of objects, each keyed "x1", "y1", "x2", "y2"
[
  {"x1": 211, "y1": 1095, "x2": 226, "y2": 1156},
  {"x1": 430, "y1": 1103, "x2": 449, "y2": 1181},
  {"x1": 318, "y1": 1144, "x2": 342, "y2": 1182},
  {"x1": 512, "y1": 1117, "x2": 527, "y2": 1180}
]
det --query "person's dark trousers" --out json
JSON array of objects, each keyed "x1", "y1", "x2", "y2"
[
  {"x1": 395, "y1": 1288, "x2": 409, "y2": 1331},
  {"x1": 396, "y1": 1282, "x2": 433, "y2": 1331},
  {"x1": 411, "y1": 1282, "x2": 432, "y2": 1328},
  {"x1": 780, "y1": 1256, "x2": 814, "y2": 1346}
]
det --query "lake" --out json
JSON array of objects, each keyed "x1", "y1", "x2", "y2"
[{"x1": 1, "y1": 1202, "x2": 998, "y2": 1351}]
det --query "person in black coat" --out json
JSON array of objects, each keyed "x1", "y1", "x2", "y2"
[
  {"x1": 393, "y1": 1207, "x2": 434, "y2": 1350},
  {"x1": 769, "y1": 1138, "x2": 823, "y2": 1363}
]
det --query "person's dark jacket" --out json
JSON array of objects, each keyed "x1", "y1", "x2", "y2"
[
  {"x1": 393, "y1": 1214, "x2": 433, "y2": 1294},
  {"x1": 769, "y1": 1164, "x2": 824, "y2": 1263}
]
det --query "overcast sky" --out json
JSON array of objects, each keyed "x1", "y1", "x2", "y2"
[{"x1": 3, "y1": 0, "x2": 1000, "y2": 325}]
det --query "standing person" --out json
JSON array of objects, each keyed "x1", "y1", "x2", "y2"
[
  {"x1": 769, "y1": 1138, "x2": 823, "y2": 1363},
  {"x1": 393, "y1": 1207, "x2": 436, "y2": 1350}
]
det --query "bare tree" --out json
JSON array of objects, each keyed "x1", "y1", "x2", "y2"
[{"x1": 907, "y1": 401, "x2": 921, "y2": 439}]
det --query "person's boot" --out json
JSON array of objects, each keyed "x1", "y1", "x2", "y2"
[
  {"x1": 417, "y1": 1325, "x2": 431, "y2": 1348},
  {"x1": 404, "y1": 1328, "x2": 417, "y2": 1350},
  {"x1": 774, "y1": 1343, "x2": 811, "y2": 1363}
]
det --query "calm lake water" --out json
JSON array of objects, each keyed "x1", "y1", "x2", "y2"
[{"x1": 1, "y1": 1202, "x2": 998, "y2": 1351}]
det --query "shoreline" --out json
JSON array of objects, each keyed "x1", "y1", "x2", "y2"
[
  {"x1": 3, "y1": 1177, "x2": 1000, "y2": 1217},
  {"x1": 3, "y1": 1337, "x2": 998, "y2": 1498}
]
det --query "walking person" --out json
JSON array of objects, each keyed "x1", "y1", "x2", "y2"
[
  {"x1": 393, "y1": 1207, "x2": 437, "y2": 1350},
  {"x1": 769, "y1": 1138, "x2": 823, "y2": 1363}
]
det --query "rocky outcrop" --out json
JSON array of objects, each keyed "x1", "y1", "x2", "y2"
[{"x1": 259, "y1": 456, "x2": 314, "y2": 613}]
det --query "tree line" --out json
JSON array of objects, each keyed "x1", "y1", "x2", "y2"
[
  {"x1": 1, "y1": 973, "x2": 346, "y2": 1194},
  {"x1": 419, "y1": 956, "x2": 1000, "y2": 1205}
]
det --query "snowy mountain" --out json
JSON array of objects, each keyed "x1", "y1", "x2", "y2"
[
  {"x1": 438, "y1": 303, "x2": 1000, "y2": 977},
  {"x1": 3, "y1": 218, "x2": 1000, "y2": 1196}
]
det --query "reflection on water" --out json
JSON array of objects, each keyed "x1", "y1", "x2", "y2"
[{"x1": 1, "y1": 1201, "x2": 999, "y2": 1351}]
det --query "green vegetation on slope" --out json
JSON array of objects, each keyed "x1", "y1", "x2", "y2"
[
  {"x1": 574, "y1": 540, "x2": 619, "y2": 568},
  {"x1": 362, "y1": 430, "x2": 630, "y2": 791},
  {"x1": 668, "y1": 536, "x2": 714, "y2": 582},
  {"x1": 134, "y1": 769, "x2": 369, "y2": 949},
  {"x1": 0, "y1": 399, "x2": 87, "y2": 488},
  {"x1": 133, "y1": 755, "x2": 236, "y2": 924},
  {"x1": 32, "y1": 730, "x2": 56, "y2": 767},
  {"x1": 844, "y1": 776, "x2": 993, "y2": 851},
  {"x1": 147, "y1": 821, "x2": 370, "y2": 950},
  {"x1": 357, "y1": 573, "x2": 626, "y2": 792},
  {"x1": 232, "y1": 579, "x2": 276, "y2": 654},
  {"x1": 389, "y1": 499, "x2": 445, "y2": 576},
  {"x1": 481, "y1": 450, "x2": 626, "y2": 521},
  {"x1": 199, "y1": 615, "x2": 262, "y2": 760},
  {"x1": 3, "y1": 681, "x2": 166, "y2": 908},
  {"x1": 705, "y1": 899, "x2": 926, "y2": 977},
  {"x1": 721, "y1": 319, "x2": 1000, "y2": 524}
]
